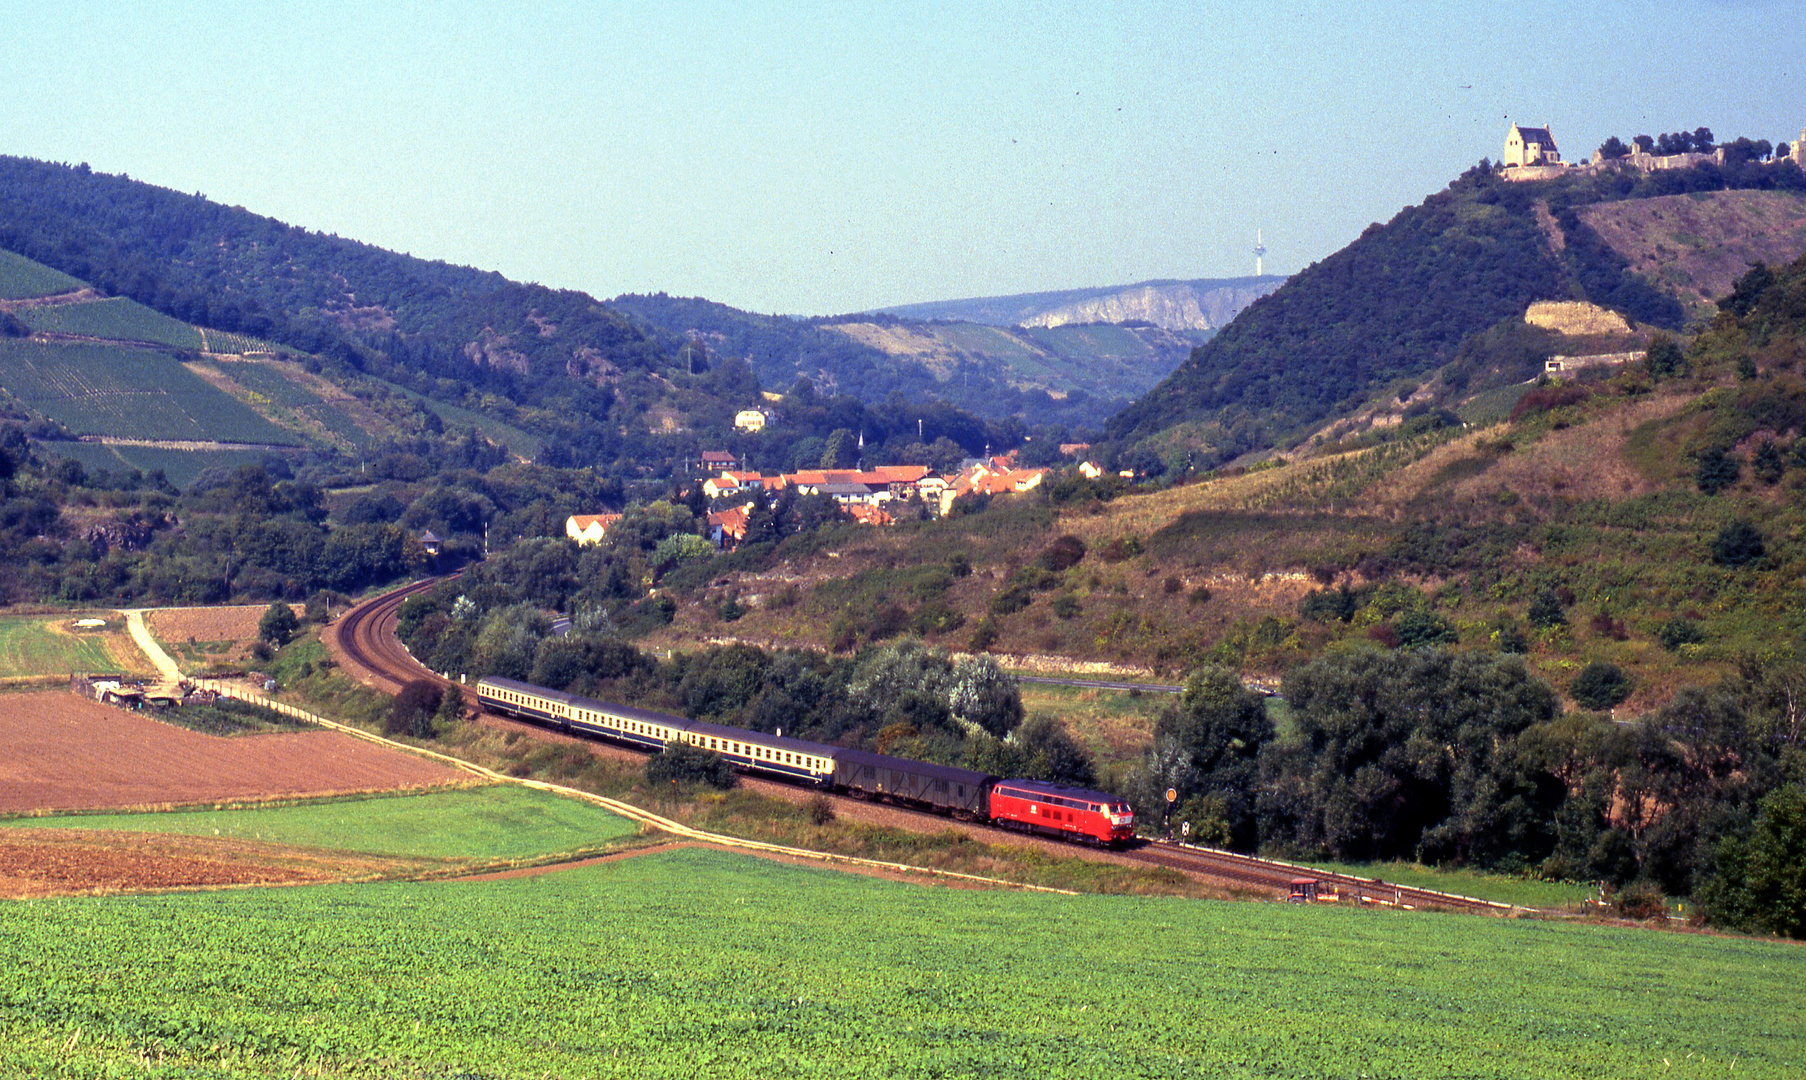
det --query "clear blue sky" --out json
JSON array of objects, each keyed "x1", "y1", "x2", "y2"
[{"x1": 6, "y1": 1, "x2": 1803, "y2": 315}]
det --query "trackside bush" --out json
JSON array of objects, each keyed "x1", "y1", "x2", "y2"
[
  {"x1": 646, "y1": 740, "x2": 737, "y2": 790},
  {"x1": 386, "y1": 679, "x2": 443, "y2": 738}
]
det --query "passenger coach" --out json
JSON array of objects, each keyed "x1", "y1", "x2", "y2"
[
  {"x1": 476, "y1": 676, "x2": 835, "y2": 785},
  {"x1": 476, "y1": 675, "x2": 1136, "y2": 846}
]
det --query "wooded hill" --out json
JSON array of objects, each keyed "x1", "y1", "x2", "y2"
[
  {"x1": 608, "y1": 291, "x2": 1215, "y2": 430},
  {"x1": 0, "y1": 157, "x2": 1038, "y2": 486},
  {"x1": 1106, "y1": 157, "x2": 1806, "y2": 468}
]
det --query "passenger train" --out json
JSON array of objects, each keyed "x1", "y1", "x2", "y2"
[{"x1": 476, "y1": 675, "x2": 1136, "y2": 847}]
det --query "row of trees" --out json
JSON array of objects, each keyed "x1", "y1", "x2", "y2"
[
  {"x1": 1125, "y1": 649, "x2": 1806, "y2": 936},
  {"x1": 1597, "y1": 129, "x2": 1794, "y2": 167},
  {"x1": 397, "y1": 587, "x2": 1102, "y2": 792},
  {"x1": 1596, "y1": 128, "x2": 1719, "y2": 159}
]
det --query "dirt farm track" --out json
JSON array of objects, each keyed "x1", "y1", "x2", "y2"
[{"x1": 0, "y1": 690, "x2": 466, "y2": 814}]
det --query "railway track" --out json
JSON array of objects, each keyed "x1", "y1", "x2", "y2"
[
  {"x1": 1123, "y1": 841, "x2": 1520, "y2": 915},
  {"x1": 330, "y1": 578, "x2": 1532, "y2": 917},
  {"x1": 328, "y1": 575, "x2": 459, "y2": 694}
]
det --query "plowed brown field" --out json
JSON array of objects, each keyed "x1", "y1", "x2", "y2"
[
  {"x1": 0, "y1": 691, "x2": 466, "y2": 814},
  {"x1": 147, "y1": 604, "x2": 293, "y2": 645},
  {"x1": 0, "y1": 829, "x2": 421, "y2": 898}
]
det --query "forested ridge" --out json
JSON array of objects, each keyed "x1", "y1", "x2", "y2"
[
  {"x1": 0, "y1": 157, "x2": 1043, "y2": 478},
  {"x1": 608, "y1": 292, "x2": 1155, "y2": 429},
  {"x1": 1108, "y1": 154, "x2": 1806, "y2": 467}
]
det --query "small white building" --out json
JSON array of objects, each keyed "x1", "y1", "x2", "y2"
[
  {"x1": 734, "y1": 409, "x2": 771, "y2": 433},
  {"x1": 1503, "y1": 123, "x2": 1562, "y2": 168},
  {"x1": 566, "y1": 513, "x2": 621, "y2": 546}
]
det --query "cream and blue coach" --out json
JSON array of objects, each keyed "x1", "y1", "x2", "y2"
[{"x1": 476, "y1": 676, "x2": 836, "y2": 786}]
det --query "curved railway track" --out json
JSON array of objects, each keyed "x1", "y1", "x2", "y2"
[
  {"x1": 330, "y1": 578, "x2": 1532, "y2": 916},
  {"x1": 328, "y1": 575, "x2": 459, "y2": 695}
]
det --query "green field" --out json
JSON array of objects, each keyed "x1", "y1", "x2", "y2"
[
  {"x1": 19, "y1": 297, "x2": 204, "y2": 349},
  {"x1": 6, "y1": 785, "x2": 640, "y2": 861},
  {"x1": 0, "y1": 248, "x2": 82, "y2": 298},
  {"x1": 0, "y1": 615, "x2": 126, "y2": 677},
  {"x1": 41, "y1": 441, "x2": 293, "y2": 488},
  {"x1": 0, "y1": 339, "x2": 297, "y2": 444},
  {"x1": 0, "y1": 846, "x2": 1798, "y2": 1078}
]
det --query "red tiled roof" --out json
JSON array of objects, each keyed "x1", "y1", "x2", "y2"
[{"x1": 568, "y1": 513, "x2": 622, "y2": 530}]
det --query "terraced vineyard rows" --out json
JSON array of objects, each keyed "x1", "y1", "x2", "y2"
[
  {"x1": 196, "y1": 327, "x2": 277, "y2": 354},
  {"x1": 200, "y1": 359, "x2": 373, "y2": 449},
  {"x1": 0, "y1": 340, "x2": 297, "y2": 443},
  {"x1": 18, "y1": 297, "x2": 203, "y2": 349},
  {"x1": 0, "y1": 248, "x2": 81, "y2": 298},
  {"x1": 43, "y1": 442, "x2": 286, "y2": 487}
]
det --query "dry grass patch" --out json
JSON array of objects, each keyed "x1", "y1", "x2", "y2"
[{"x1": 1453, "y1": 395, "x2": 1694, "y2": 503}]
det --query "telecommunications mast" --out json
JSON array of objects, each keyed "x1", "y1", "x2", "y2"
[{"x1": 1253, "y1": 230, "x2": 1268, "y2": 277}]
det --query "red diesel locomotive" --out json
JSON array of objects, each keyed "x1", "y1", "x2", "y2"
[{"x1": 988, "y1": 778, "x2": 1137, "y2": 846}]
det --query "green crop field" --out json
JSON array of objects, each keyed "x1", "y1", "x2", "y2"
[
  {"x1": 0, "y1": 846, "x2": 1798, "y2": 1078},
  {"x1": 0, "y1": 615, "x2": 125, "y2": 678},
  {"x1": 42, "y1": 442, "x2": 293, "y2": 488},
  {"x1": 0, "y1": 340, "x2": 297, "y2": 444},
  {"x1": 5, "y1": 785, "x2": 640, "y2": 861},
  {"x1": 0, "y1": 248, "x2": 82, "y2": 299},
  {"x1": 19, "y1": 297, "x2": 204, "y2": 350}
]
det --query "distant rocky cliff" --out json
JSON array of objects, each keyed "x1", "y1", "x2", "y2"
[
  {"x1": 1021, "y1": 280, "x2": 1282, "y2": 332},
  {"x1": 873, "y1": 275, "x2": 1284, "y2": 330}
]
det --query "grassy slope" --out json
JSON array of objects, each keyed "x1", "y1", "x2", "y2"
[
  {"x1": 826, "y1": 317, "x2": 1191, "y2": 401},
  {"x1": 0, "y1": 847, "x2": 1799, "y2": 1078},
  {"x1": 672, "y1": 359, "x2": 1804, "y2": 718},
  {"x1": 1579, "y1": 189, "x2": 1806, "y2": 317}
]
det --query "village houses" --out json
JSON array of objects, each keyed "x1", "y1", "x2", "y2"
[{"x1": 564, "y1": 455, "x2": 1051, "y2": 550}]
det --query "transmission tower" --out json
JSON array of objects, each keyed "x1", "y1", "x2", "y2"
[{"x1": 1253, "y1": 230, "x2": 1268, "y2": 277}]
